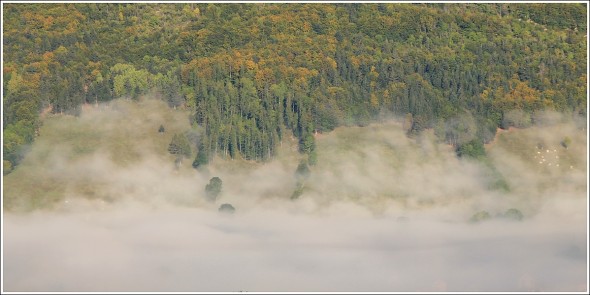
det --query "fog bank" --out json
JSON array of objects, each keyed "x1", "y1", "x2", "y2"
[{"x1": 3, "y1": 98, "x2": 587, "y2": 292}]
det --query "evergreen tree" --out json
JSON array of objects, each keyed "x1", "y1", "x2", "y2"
[
  {"x1": 205, "y1": 177, "x2": 223, "y2": 202},
  {"x1": 193, "y1": 138, "x2": 209, "y2": 169}
]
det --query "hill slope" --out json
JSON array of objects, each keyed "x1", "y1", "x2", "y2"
[
  {"x1": 4, "y1": 98, "x2": 586, "y2": 221},
  {"x1": 3, "y1": 3, "x2": 587, "y2": 173}
]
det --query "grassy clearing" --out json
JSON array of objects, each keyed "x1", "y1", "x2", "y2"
[
  {"x1": 489, "y1": 123, "x2": 587, "y2": 176},
  {"x1": 3, "y1": 97, "x2": 194, "y2": 211},
  {"x1": 3, "y1": 102, "x2": 586, "y2": 215}
]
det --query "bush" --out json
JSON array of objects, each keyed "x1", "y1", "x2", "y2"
[
  {"x1": 500, "y1": 208, "x2": 524, "y2": 221},
  {"x1": 218, "y1": 203, "x2": 235, "y2": 214},
  {"x1": 469, "y1": 210, "x2": 491, "y2": 223},
  {"x1": 205, "y1": 177, "x2": 222, "y2": 202},
  {"x1": 193, "y1": 141, "x2": 209, "y2": 169},
  {"x1": 290, "y1": 183, "x2": 305, "y2": 200},
  {"x1": 295, "y1": 160, "x2": 310, "y2": 181}
]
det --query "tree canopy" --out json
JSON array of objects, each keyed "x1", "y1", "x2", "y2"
[
  {"x1": 3, "y1": 3, "x2": 587, "y2": 173},
  {"x1": 168, "y1": 133, "x2": 192, "y2": 159},
  {"x1": 205, "y1": 176, "x2": 223, "y2": 201}
]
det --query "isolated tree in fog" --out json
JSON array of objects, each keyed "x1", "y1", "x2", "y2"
[
  {"x1": 193, "y1": 137, "x2": 209, "y2": 169},
  {"x1": 469, "y1": 210, "x2": 491, "y2": 223},
  {"x1": 295, "y1": 160, "x2": 311, "y2": 182},
  {"x1": 218, "y1": 203, "x2": 235, "y2": 214},
  {"x1": 291, "y1": 160, "x2": 311, "y2": 200},
  {"x1": 205, "y1": 177, "x2": 223, "y2": 201},
  {"x1": 501, "y1": 208, "x2": 524, "y2": 221}
]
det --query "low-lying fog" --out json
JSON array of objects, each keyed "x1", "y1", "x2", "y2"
[{"x1": 2, "y1": 98, "x2": 587, "y2": 292}]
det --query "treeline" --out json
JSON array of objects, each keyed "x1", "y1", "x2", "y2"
[{"x1": 3, "y1": 3, "x2": 587, "y2": 173}]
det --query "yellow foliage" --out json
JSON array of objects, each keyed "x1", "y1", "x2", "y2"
[
  {"x1": 480, "y1": 89, "x2": 490, "y2": 101},
  {"x1": 324, "y1": 57, "x2": 337, "y2": 70},
  {"x1": 327, "y1": 87, "x2": 345, "y2": 97},
  {"x1": 370, "y1": 93, "x2": 379, "y2": 107},
  {"x1": 350, "y1": 56, "x2": 360, "y2": 70},
  {"x1": 370, "y1": 81, "x2": 377, "y2": 90},
  {"x1": 196, "y1": 28, "x2": 211, "y2": 39},
  {"x1": 495, "y1": 79, "x2": 542, "y2": 111},
  {"x1": 508, "y1": 80, "x2": 539, "y2": 104},
  {"x1": 7, "y1": 72, "x2": 24, "y2": 94},
  {"x1": 245, "y1": 60, "x2": 258, "y2": 71},
  {"x1": 369, "y1": 66, "x2": 379, "y2": 81},
  {"x1": 268, "y1": 14, "x2": 282, "y2": 23},
  {"x1": 302, "y1": 22, "x2": 312, "y2": 34}
]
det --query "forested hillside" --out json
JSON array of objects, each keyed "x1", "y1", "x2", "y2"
[{"x1": 3, "y1": 3, "x2": 587, "y2": 174}]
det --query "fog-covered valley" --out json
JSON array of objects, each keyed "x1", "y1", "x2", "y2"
[{"x1": 3, "y1": 98, "x2": 587, "y2": 292}]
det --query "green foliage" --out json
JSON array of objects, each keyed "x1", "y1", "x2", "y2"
[
  {"x1": 510, "y1": 3, "x2": 587, "y2": 31},
  {"x1": 502, "y1": 109, "x2": 532, "y2": 129},
  {"x1": 489, "y1": 178, "x2": 510, "y2": 192},
  {"x1": 2, "y1": 121, "x2": 36, "y2": 169},
  {"x1": 168, "y1": 133, "x2": 192, "y2": 159},
  {"x1": 470, "y1": 208, "x2": 524, "y2": 223},
  {"x1": 290, "y1": 183, "x2": 305, "y2": 200},
  {"x1": 158, "y1": 124, "x2": 165, "y2": 133},
  {"x1": 205, "y1": 176, "x2": 223, "y2": 202},
  {"x1": 402, "y1": 113, "x2": 413, "y2": 133},
  {"x1": 3, "y1": 3, "x2": 586, "y2": 171},
  {"x1": 469, "y1": 210, "x2": 492, "y2": 223},
  {"x1": 443, "y1": 112, "x2": 478, "y2": 147},
  {"x1": 308, "y1": 149, "x2": 318, "y2": 166},
  {"x1": 295, "y1": 160, "x2": 311, "y2": 182},
  {"x1": 218, "y1": 203, "x2": 235, "y2": 214},
  {"x1": 300, "y1": 133, "x2": 316, "y2": 154},
  {"x1": 407, "y1": 114, "x2": 429, "y2": 137},
  {"x1": 111, "y1": 63, "x2": 152, "y2": 99},
  {"x1": 500, "y1": 208, "x2": 524, "y2": 221},
  {"x1": 456, "y1": 139, "x2": 486, "y2": 160},
  {"x1": 193, "y1": 139, "x2": 209, "y2": 169},
  {"x1": 156, "y1": 70, "x2": 184, "y2": 108},
  {"x1": 291, "y1": 159, "x2": 311, "y2": 200}
]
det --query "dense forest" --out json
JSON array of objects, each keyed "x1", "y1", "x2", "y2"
[{"x1": 3, "y1": 3, "x2": 587, "y2": 174}]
